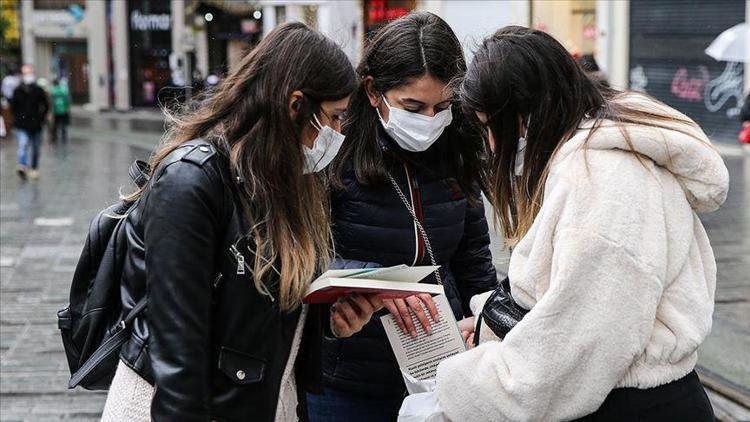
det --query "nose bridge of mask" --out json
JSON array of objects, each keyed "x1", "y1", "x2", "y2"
[{"x1": 381, "y1": 95, "x2": 448, "y2": 123}]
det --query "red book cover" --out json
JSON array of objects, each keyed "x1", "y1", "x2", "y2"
[{"x1": 303, "y1": 266, "x2": 443, "y2": 304}]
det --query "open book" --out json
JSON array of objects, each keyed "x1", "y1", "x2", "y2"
[
  {"x1": 381, "y1": 294, "x2": 466, "y2": 381},
  {"x1": 303, "y1": 265, "x2": 442, "y2": 304}
]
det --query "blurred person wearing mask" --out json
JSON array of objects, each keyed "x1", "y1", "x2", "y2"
[
  {"x1": 50, "y1": 78, "x2": 72, "y2": 144},
  {"x1": 577, "y1": 53, "x2": 610, "y2": 89},
  {"x1": 1, "y1": 64, "x2": 21, "y2": 136},
  {"x1": 11, "y1": 64, "x2": 49, "y2": 180}
]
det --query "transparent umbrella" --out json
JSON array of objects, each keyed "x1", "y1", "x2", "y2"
[{"x1": 705, "y1": 22, "x2": 748, "y2": 62}]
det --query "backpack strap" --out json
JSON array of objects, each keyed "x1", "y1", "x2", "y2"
[
  {"x1": 67, "y1": 296, "x2": 148, "y2": 389},
  {"x1": 129, "y1": 160, "x2": 151, "y2": 188}
]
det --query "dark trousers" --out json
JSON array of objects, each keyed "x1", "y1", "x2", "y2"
[
  {"x1": 576, "y1": 371, "x2": 714, "y2": 421},
  {"x1": 52, "y1": 113, "x2": 69, "y2": 143},
  {"x1": 307, "y1": 388, "x2": 403, "y2": 422}
]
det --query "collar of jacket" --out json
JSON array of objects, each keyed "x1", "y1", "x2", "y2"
[{"x1": 376, "y1": 123, "x2": 414, "y2": 166}]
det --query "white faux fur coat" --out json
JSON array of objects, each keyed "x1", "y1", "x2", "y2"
[{"x1": 436, "y1": 94, "x2": 729, "y2": 421}]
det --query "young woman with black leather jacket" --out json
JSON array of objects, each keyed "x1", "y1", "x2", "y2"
[{"x1": 100, "y1": 22, "x2": 382, "y2": 422}]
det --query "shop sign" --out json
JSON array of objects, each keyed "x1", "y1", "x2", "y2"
[
  {"x1": 33, "y1": 11, "x2": 76, "y2": 26},
  {"x1": 130, "y1": 10, "x2": 171, "y2": 31}
]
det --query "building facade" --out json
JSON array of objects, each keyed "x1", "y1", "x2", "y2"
[{"x1": 18, "y1": 0, "x2": 749, "y2": 127}]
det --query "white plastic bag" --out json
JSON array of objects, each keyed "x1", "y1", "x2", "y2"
[
  {"x1": 397, "y1": 371, "x2": 451, "y2": 422},
  {"x1": 398, "y1": 392, "x2": 451, "y2": 422}
]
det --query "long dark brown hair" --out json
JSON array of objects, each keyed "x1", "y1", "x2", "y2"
[
  {"x1": 127, "y1": 22, "x2": 357, "y2": 311},
  {"x1": 329, "y1": 11, "x2": 483, "y2": 201},
  {"x1": 461, "y1": 26, "x2": 707, "y2": 244}
]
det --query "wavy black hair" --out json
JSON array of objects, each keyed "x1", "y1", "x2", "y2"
[{"x1": 329, "y1": 11, "x2": 484, "y2": 202}]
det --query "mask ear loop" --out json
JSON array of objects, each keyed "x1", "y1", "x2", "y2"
[
  {"x1": 521, "y1": 114, "x2": 531, "y2": 141},
  {"x1": 310, "y1": 113, "x2": 324, "y2": 132},
  {"x1": 375, "y1": 94, "x2": 391, "y2": 125},
  {"x1": 518, "y1": 114, "x2": 534, "y2": 203}
]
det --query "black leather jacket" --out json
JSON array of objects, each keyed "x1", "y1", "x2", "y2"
[{"x1": 119, "y1": 140, "x2": 324, "y2": 421}]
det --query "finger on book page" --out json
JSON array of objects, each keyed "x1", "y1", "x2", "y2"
[
  {"x1": 406, "y1": 296, "x2": 432, "y2": 335},
  {"x1": 384, "y1": 299, "x2": 408, "y2": 335},
  {"x1": 418, "y1": 293, "x2": 440, "y2": 322},
  {"x1": 395, "y1": 298, "x2": 417, "y2": 337}
]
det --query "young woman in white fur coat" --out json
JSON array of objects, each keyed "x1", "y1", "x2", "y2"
[{"x1": 433, "y1": 26, "x2": 728, "y2": 421}]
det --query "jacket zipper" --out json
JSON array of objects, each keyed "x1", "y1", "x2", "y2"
[
  {"x1": 228, "y1": 236, "x2": 278, "y2": 303},
  {"x1": 229, "y1": 244, "x2": 248, "y2": 275},
  {"x1": 403, "y1": 163, "x2": 425, "y2": 265}
]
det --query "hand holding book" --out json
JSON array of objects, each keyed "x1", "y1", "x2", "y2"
[{"x1": 330, "y1": 293, "x2": 384, "y2": 338}]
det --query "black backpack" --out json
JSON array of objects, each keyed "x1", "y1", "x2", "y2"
[{"x1": 57, "y1": 160, "x2": 150, "y2": 390}]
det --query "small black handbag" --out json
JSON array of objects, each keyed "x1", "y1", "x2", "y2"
[{"x1": 473, "y1": 277, "x2": 529, "y2": 345}]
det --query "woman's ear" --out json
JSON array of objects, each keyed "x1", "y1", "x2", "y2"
[
  {"x1": 288, "y1": 90, "x2": 304, "y2": 120},
  {"x1": 364, "y1": 76, "x2": 380, "y2": 108}
]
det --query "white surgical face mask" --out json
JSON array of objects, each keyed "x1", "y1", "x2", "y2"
[
  {"x1": 514, "y1": 117, "x2": 531, "y2": 176},
  {"x1": 22, "y1": 74, "x2": 36, "y2": 85},
  {"x1": 376, "y1": 95, "x2": 452, "y2": 152},
  {"x1": 303, "y1": 113, "x2": 345, "y2": 174}
]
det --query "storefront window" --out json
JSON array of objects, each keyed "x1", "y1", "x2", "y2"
[
  {"x1": 531, "y1": 0, "x2": 597, "y2": 55},
  {"x1": 199, "y1": 4, "x2": 262, "y2": 75},
  {"x1": 364, "y1": 0, "x2": 415, "y2": 39},
  {"x1": 128, "y1": 0, "x2": 171, "y2": 107}
]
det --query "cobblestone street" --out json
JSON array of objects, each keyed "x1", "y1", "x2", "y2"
[{"x1": 0, "y1": 118, "x2": 748, "y2": 420}]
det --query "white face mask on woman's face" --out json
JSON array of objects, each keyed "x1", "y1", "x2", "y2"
[
  {"x1": 22, "y1": 74, "x2": 36, "y2": 85},
  {"x1": 376, "y1": 95, "x2": 453, "y2": 152},
  {"x1": 303, "y1": 114, "x2": 346, "y2": 174}
]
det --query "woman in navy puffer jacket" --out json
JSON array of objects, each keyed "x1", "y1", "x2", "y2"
[{"x1": 305, "y1": 12, "x2": 497, "y2": 422}]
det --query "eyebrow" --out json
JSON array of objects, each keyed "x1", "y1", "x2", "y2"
[
  {"x1": 323, "y1": 106, "x2": 347, "y2": 114},
  {"x1": 400, "y1": 98, "x2": 426, "y2": 105},
  {"x1": 401, "y1": 98, "x2": 452, "y2": 106}
]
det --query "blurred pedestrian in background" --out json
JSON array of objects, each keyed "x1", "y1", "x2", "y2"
[
  {"x1": 739, "y1": 93, "x2": 750, "y2": 144},
  {"x1": 1, "y1": 64, "x2": 20, "y2": 138},
  {"x1": 577, "y1": 53, "x2": 610, "y2": 89},
  {"x1": 10, "y1": 64, "x2": 48, "y2": 180},
  {"x1": 50, "y1": 78, "x2": 71, "y2": 144}
]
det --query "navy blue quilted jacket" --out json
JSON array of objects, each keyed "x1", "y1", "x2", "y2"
[{"x1": 322, "y1": 128, "x2": 497, "y2": 397}]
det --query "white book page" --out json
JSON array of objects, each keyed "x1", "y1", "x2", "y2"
[
  {"x1": 356, "y1": 265, "x2": 439, "y2": 283},
  {"x1": 381, "y1": 294, "x2": 466, "y2": 380}
]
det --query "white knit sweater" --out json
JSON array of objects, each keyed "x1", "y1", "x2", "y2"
[{"x1": 436, "y1": 94, "x2": 729, "y2": 421}]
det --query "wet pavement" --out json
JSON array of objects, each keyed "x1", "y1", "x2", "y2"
[
  {"x1": 0, "y1": 118, "x2": 748, "y2": 420},
  {"x1": 1, "y1": 132, "x2": 149, "y2": 420}
]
